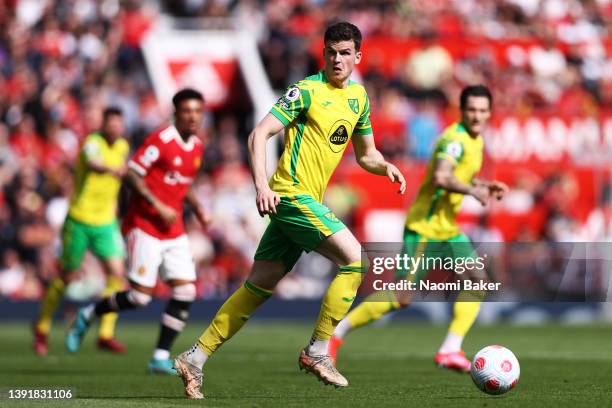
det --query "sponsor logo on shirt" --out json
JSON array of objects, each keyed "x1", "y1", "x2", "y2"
[
  {"x1": 163, "y1": 171, "x2": 194, "y2": 185},
  {"x1": 327, "y1": 119, "x2": 352, "y2": 153}
]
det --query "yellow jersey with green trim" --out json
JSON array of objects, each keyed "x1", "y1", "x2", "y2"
[
  {"x1": 269, "y1": 71, "x2": 372, "y2": 203},
  {"x1": 406, "y1": 122, "x2": 483, "y2": 240},
  {"x1": 68, "y1": 133, "x2": 129, "y2": 225}
]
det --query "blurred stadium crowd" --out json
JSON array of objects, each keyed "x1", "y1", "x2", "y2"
[{"x1": 0, "y1": 0, "x2": 611, "y2": 300}]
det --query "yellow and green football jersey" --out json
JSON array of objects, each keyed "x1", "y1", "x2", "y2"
[
  {"x1": 269, "y1": 71, "x2": 372, "y2": 203},
  {"x1": 406, "y1": 122, "x2": 483, "y2": 240},
  {"x1": 68, "y1": 133, "x2": 129, "y2": 226}
]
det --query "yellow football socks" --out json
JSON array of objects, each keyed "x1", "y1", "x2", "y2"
[
  {"x1": 311, "y1": 262, "x2": 364, "y2": 341},
  {"x1": 448, "y1": 291, "x2": 483, "y2": 337},
  {"x1": 346, "y1": 290, "x2": 401, "y2": 330},
  {"x1": 35, "y1": 277, "x2": 66, "y2": 334},
  {"x1": 198, "y1": 281, "x2": 272, "y2": 356},
  {"x1": 98, "y1": 275, "x2": 125, "y2": 340}
]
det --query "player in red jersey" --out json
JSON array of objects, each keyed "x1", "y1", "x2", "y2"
[{"x1": 66, "y1": 89, "x2": 210, "y2": 375}]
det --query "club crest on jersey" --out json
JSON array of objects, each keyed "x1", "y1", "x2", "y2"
[
  {"x1": 348, "y1": 98, "x2": 359, "y2": 114},
  {"x1": 327, "y1": 119, "x2": 352, "y2": 153},
  {"x1": 194, "y1": 157, "x2": 201, "y2": 168}
]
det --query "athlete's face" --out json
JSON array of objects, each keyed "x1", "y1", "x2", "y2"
[
  {"x1": 102, "y1": 114, "x2": 124, "y2": 142},
  {"x1": 323, "y1": 40, "x2": 361, "y2": 87},
  {"x1": 175, "y1": 99, "x2": 204, "y2": 136},
  {"x1": 461, "y1": 96, "x2": 491, "y2": 136}
]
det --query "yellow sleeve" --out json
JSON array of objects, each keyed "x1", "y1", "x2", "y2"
[
  {"x1": 434, "y1": 136, "x2": 464, "y2": 165},
  {"x1": 270, "y1": 81, "x2": 311, "y2": 126},
  {"x1": 82, "y1": 135, "x2": 102, "y2": 162}
]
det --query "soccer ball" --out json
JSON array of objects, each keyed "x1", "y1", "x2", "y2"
[{"x1": 470, "y1": 345, "x2": 520, "y2": 395}]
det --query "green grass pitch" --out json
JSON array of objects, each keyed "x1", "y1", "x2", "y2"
[{"x1": 1, "y1": 321, "x2": 611, "y2": 407}]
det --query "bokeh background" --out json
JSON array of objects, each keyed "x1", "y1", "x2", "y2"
[{"x1": 0, "y1": 0, "x2": 611, "y2": 322}]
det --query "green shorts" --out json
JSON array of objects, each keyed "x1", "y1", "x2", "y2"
[
  {"x1": 395, "y1": 229, "x2": 477, "y2": 282},
  {"x1": 59, "y1": 217, "x2": 125, "y2": 272},
  {"x1": 254, "y1": 195, "x2": 347, "y2": 272}
]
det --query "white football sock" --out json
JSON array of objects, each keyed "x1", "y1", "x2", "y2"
[
  {"x1": 334, "y1": 318, "x2": 352, "y2": 340},
  {"x1": 81, "y1": 304, "x2": 95, "y2": 321},
  {"x1": 438, "y1": 332, "x2": 464, "y2": 353},
  {"x1": 307, "y1": 339, "x2": 329, "y2": 356},
  {"x1": 185, "y1": 344, "x2": 208, "y2": 369},
  {"x1": 153, "y1": 348, "x2": 170, "y2": 361}
]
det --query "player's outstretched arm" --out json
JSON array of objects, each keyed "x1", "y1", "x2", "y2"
[
  {"x1": 125, "y1": 168, "x2": 177, "y2": 225},
  {"x1": 433, "y1": 159, "x2": 490, "y2": 205},
  {"x1": 247, "y1": 113, "x2": 284, "y2": 216},
  {"x1": 352, "y1": 133, "x2": 406, "y2": 194}
]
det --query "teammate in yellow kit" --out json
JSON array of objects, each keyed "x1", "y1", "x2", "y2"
[
  {"x1": 33, "y1": 107, "x2": 129, "y2": 355},
  {"x1": 173, "y1": 22, "x2": 406, "y2": 398},
  {"x1": 330, "y1": 85, "x2": 508, "y2": 372}
]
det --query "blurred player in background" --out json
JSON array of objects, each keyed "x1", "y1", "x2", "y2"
[
  {"x1": 330, "y1": 85, "x2": 508, "y2": 372},
  {"x1": 33, "y1": 107, "x2": 129, "y2": 356},
  {"x1": 174, "y1": 22, "x2": 406, "y2": 399},
  {"x1": 65, "y1": 89, "x2": 210, "y2": 375}
]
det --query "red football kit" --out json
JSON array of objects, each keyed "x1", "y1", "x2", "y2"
[{"x1": 125, "y1": 125, "x2": 203, "y2": 239}]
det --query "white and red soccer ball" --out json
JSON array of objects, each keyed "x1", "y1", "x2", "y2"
[{"x1": 470, "y1": 345, "x2": 520, "y2": 395}]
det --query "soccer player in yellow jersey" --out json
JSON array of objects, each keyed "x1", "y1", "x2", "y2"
[
  {"x1": 33, "y1": 107, "x2": 129, "y2": 355},
  {"x1": 174, "y1": 22, "x2": 406, "y2": 398},
  {"x1": 329, "y1": 85, "x2": 509, "y2": 373}
]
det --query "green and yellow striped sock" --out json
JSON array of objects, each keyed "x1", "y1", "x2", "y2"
[
  {"x1": 448, "y1": 291, "x2": 484, "y2": 337},
  {"x1": 311, "y1": 261, "x2": 365, "y2": 343},
  {"x1": 98, "y1": 275, "x2": 125, "y2": 340},
  {"x1": 198, "y1": 281, "x2": 272, "y2": 356},
  {"x1": 346, "y1": 290, "x2": 401, "y2": 330},
  {"x1": 35, "y1": 277, "x2": 66, "y2": 334}
]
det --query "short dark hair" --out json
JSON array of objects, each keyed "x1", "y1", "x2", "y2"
[
  {"x1": 103, "y1": 106, "x2": 122, "y2": 120},
  {"x1": 460, "y1": 85, "x2": 493, "y2": 110},
  {"x1": 324, "y1": 22, "x2": 362, "y2": 51},
  {"x1": 172, "y1": 88, "x2": 204, "y2": 110}
]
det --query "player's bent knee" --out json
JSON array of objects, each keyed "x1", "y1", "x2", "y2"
[
  {"x1": 248, "y1": 260, "x2": 286, "y2": 290},
  {"x1": 172, "y1": 283, "x2": 196, "y2": 302},
  {"x1": 127, "y1": 290, "x2": 152, "y2": 307}
]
